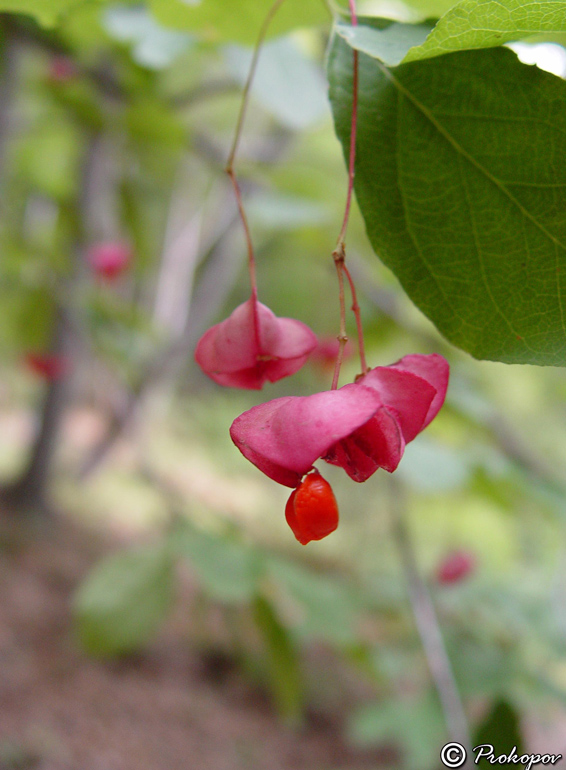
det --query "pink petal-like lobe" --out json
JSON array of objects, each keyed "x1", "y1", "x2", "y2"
[
  {"x1": 389, "y1": 354, "x2": 449, "y2": 430},
  {"x1": 323, "y1": 405, "x2": 405, "y2": 479},
  {"x1": 195, "y1": 299, "x2": 317, "y2": 390},
  {"x1": 230, "y1": 353, "x2": 449, "y2": 486},
  {"x1": 356, "y1": 367, "x2": 435, "y2": 443},
  {"x1": 230, "y1": 387, "x2": 383, "y2": 487},
  {"x1": 322, "y1": 355, "x2": 447, "y2": 480}
]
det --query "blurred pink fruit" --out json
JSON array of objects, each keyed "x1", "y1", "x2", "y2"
[
  {"x1": 25, "y1": 353, "x2": 68, "y2": 381},
  {"x1": 48, "y1": 56, "x2": 78, "y2": 83},
  {"x1": 88, "y1": 242, "x2": 131, "y2": 281},
  {"x1": 436, "y1": 550, "x2": 475, "y2": 584}
]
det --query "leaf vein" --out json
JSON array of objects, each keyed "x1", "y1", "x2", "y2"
[
  {"x1": 376, "y1": 60, "x2": 566, "y2": 258},
  {"x1": 393, "y1": 90, "x2": 482, "y2": 333}
]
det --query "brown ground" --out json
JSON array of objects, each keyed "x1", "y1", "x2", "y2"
[{"x1": 0, "y1": 514, "x2": 390, "y2": 770}]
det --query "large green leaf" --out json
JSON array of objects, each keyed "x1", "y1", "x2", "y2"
[
  {"x1": 405, "y1": 0, "x2": 566, "y2": 62},
  {"x1": 328, "y1": 40, "x2": 566, "y2": 365},
  {"x1": 337, "y1": 3, "x2": 566, "y2": 65},
  {"x1": 334, "y1": 18, "x2": 434, "y2": 67},
  {"x1": 399, "y1": 0, "x2": 458, "y2": 17},
  {"x1": 148, "y1": 0, "x2": 330, "y2": 44},
  {"x1": 74, "y1": 544, "x2": 175, "y2": 656}
]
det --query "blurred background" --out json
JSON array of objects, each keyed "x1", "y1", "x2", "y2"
[{"x1": 1, "y1": 2, "x2": 566, "y2": 768}]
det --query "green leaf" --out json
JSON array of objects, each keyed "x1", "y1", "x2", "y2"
[
  {"x1": 74, "y1": 544, "x2": 175, "y2": 656},
  {"x1": 334, "y1": 18, "x2": 433, "y2": 67},
  {"x1": 253, "y1": 595, "x2": 303, "y2": 724},
  {"x1": 125, "y1": 99, "x2": 186, "y2": 149},
  {"x1": 267, "y1": 557, "x2": 359, "y2": 645},
  {"x1": 397, "y1": 0, "x2": 458, "y2": 17},
  {"x1": 473, "y1": 699, "x2": 525, "y2": 767},
  {"x1": 348, "y1": 692, "x2": 446, "y2": 770},
  {"x1": 328, "y1": 41, "x2": 566, "y2": 365},
  {"x1": 104, "y1": 5, "x2": 194, "y2": 70},
  {"x1": 447, "y1": 635, "x2": 517, "y2": 698},
  {"x1": 0, "y1": 0, "x2": 100, "y2": 27},
  {"x1": 148, "y1": 0, "x2": 330, "y2": 44},
  {"x1": 173, "y1": 521, "x2": 260, "y2": 603},
  {"x1": 338, "y1": 3, "x2": 566, "y2": 66},
  {"x1": 17, "y1": 118, "x2": 81, "y2": 200},
  {"x1": 13, "y1": 288, "x2": 56, "y2": 351},
  {"x1": 405, "y1": 0, "x2": 566, "y2": 63}
]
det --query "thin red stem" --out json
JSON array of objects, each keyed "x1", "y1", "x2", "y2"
[
  {"x1": 331, "y1": 245, "x2": 348, "y2": 390},
  {"x1": 335, "y1": 49, "x2": 358, "y2": 249},
  {"x1": 225, "y1": 0, "x2": 288, "y2": 349},
  {"x1": 225, "y1": 0, "x2": 287, "y2": 173},
  {"x1": 332, "y1": 0, "x2": 366, "y2": 385},
  {"x1": 336, "y1": 1, "x2": 358, "y2": 249},
  {"x1": 343, "y1": 264, "x2": 368, "y2": 374},
  {"x1": 226, "y1": 169, "x2": 257, "y2": 296},
  {"x1": 348, "y1": 0, "x2": 358, "y2": 24}
]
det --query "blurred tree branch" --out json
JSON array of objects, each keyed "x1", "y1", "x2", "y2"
[
  {"x1": 76, "y1": 195, "x2": 243, "y2": 480},
  {"x1": 388, "y1": 476, "x2": 472, "y2": 751}
]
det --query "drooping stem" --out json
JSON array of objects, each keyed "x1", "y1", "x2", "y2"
[
  {"x1": 225, "y1": 0, "x2": 288, "y2": 350},
  {"x1": 225, "y1": 0, "x2": 287, "y2": 173},
  {"x1": 335, "y1": 0, "x2": 358, "y2": 248},
  {"x1": 343, "y1": 263, "x2": 368, "y2": 375},
  {"x1": 332, "y1": 0, "x2": 365, "y2": 386},
  {"x1": 388, "y1": 477, "x2": 472, "y2": 750},
  {"x1": 226, "y1": 169, "x2": 257, "y2": 298},
  {"x1": 347, "y1": 0, "x2": 358, "y2": 26},
  {"x1": 336, "y1": 49, "x2": 358, "y2": 249},
  {"x1": 331, "y1": 244, "x2": 348, "y2": 390}
]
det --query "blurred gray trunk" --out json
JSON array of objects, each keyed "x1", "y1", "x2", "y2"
[
  {"x1": 0, "y1": 27, "x2": 19, "y2": 203},
  {"x1": 2, "y1": 313, "x2": 71, "y2": 514},
  {"x1": 2, "y1": 133, "x2": 103, "y2": 515}
]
